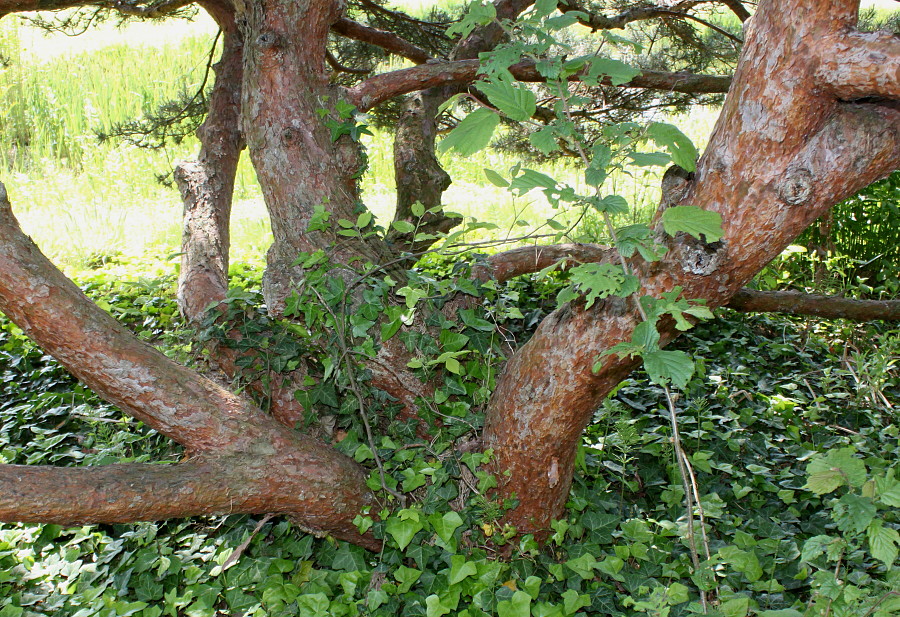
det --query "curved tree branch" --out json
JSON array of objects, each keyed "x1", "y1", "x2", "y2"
[
  {"x1": 331, "y1": 17, "x2": 432, "y2": 64},
  {"x1": 347, "y1": 59, "x2": 731, "y2": 110},
  {"x1": 815, "y1": 29, "x2": 900, "y2": 101},
  {"x1": 0, "y1": 182, "x2": 296, "y2": 454}
]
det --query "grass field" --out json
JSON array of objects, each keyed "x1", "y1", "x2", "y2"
[{"x1": 3, "y1": 3, "x2": 887, "y2": 271}]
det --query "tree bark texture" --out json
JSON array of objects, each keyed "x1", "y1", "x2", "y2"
[
  {"x1": 0, "y1": 182, "x2": 378, "y2": 547},
  {"x1": 176, "y1": 4, "x2": 245, "y2": 322},
  {"x1": 482, "y1": 0, "x2": 900, "y2": 537}
]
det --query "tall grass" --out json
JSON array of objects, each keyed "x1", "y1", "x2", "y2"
[{"x1": 0, "y1": 13, "x2": 715, "y2": 270}]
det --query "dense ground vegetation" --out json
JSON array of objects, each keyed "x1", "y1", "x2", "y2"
[{"x1": 1, "y1": 254, "x2": 898, "y2": 616}]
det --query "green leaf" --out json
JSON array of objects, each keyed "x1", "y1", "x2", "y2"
[
  {"x1": 477, "y1": 79, "x2": 536, "y2": 121},
  {"x1": 590, "y1": 194, "x2": 629, "y2": 215},
  {"x1": 497, "y1": 590, "x2": 532, "y2": 617},
  {"x1": 529, "y1": 126, "x2": 558, "y2": 155},
  {"x1": 805, "y1": 448, "x2": 868, "y2": 494},
  {"x1": 721, "y1": 597, "x2": 751, "y2": 617},
  {"x1": 647, "y1": 122, "x2": 698, "y2": 172},
  {"x1": 394, "y1": 565, "x2": 422, "y2": 593},
  {"x1": 509, "y1": 169, "x2": 557, "y2": 194},
  {"x1": 875, "y1": 471, "x2": 900, "y2": 506},
  {"x1": 356, "y1": 211, "x2": 373, "y2": 228},
  {"x1": 585, "y1": 57, "x2": 641, "y2": 86},
  {"x1": 719, "y1": 545, "x2": 763, "y2": 582},
  {"x1": 438, "y1": 108, "x2": 499, "y2": 156},
  {"x1": 392, "y1": 220, "x2": 416, "y2": 233},
  {"x1": 867, "y1": 519, "x2": 899, "y2": 566},
  {"x1": 484, "y1": 168, "x2": 509, "y2": 187},
  {"x1": 386, "y1": 512, "x2": 423, "y2": 550},
  {"x1": 562, "y1": 589, "x2": 590, "y2": 615},
  {"x1": 440, "y1": 330, "x2": 470, "y2": 352},
  {"x1": 629, "y1": 151, "x2": 671, "y2": 167},
  {"x1": 564, "y1": 552, "x2": 599, "y2": 579},
  {"x1": 426, "y1": 594, "x2": 454, "y2": 617},
  {"x1": 833, "y1": 493, "x2": 876, "y2": 534},
  {"x1": 661, "y1": 206, "x2": 724, "y2": 242},
  {"x1": 643, "y1": 349, "x2": 694, "y2": 388},
  {"x1": 449, "y1": 555, "x2": 478, "y2": 584},
  {"x1": 411, "y1": 201, "x2": 426, "y2": 217},
  {"x1": 445, "y1": 0, "x2": 496, "y2": 37},
  {"x1": 430, "y1": 511, "x2": 463, "y2": 549}
]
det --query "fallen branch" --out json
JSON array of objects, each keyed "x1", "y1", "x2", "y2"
[{"x1": 726, "y1": 289, "x2": 900, "y2": 321}]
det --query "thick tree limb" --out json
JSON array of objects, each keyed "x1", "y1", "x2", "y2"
[
  {"x1": 347, "y1": 59, "x2": 731, "y2": 110},
  {"x1": 0, "y1": 451, "x2": 379, "y2": 548},
  {"x1": 332, "y1": 17, "x2": 432, "y2": 64},
  {"x1": 483, "y1": 0, "x2": 900, "y2": 537},
  {"x1": 720, "y1": 0, "x2": 751, "y2": 22},
  {"x1": 0, "y1": 182, "x2": 297, "y2": 454},
  {"x1": 176, "y1": 10, "x2": 243, "y2": 322},
  {"x1": 110, "y1": 0, "x2": 194, "y2": 17},
  {"x1": 815, "y1": 30, "x2": 900, "y2": 101},
  {"x1": 726, "y1": 289, "x2": 900, "y2": 321},
  {"x1": 485, "y1": 243, "x2": 614, "y2": 282}
]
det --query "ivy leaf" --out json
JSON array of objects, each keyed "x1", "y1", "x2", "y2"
[
  {"x1": 805, "y1": 448, "x2": 867, "y2": 494},
  {"x1": 643, "y1": 350, "x2": 694, "y2": 388},
  {"x1": 564, "y1": 553, "x2": 600, "y2": 579},
  {"x1": 438, "y1": 108, "x2": 499, "y2": 156},
  {"x1": 386, "y1": 512, "x2": 423, "y2": 550},
  {"x1": 661, "y1": 206, "x2": 724, "y2": 242},
  {"x1": 866, "y1": 519, "x2": 899, "y2": 566},
  {"x1": 477, "y1": 79, "x2": 536, "y2": 121},
  {"x1": 497, "y1": 590, "x2": 532, "y2": 617},
  {"x1": 647, "y1": 122, "x2": 698, "y2": 172},
  {"x1": 448, "y1": 555, "x2": 478, "y2": 584},
  {"x1": 394, "y1": 565, "x2": 422, "y2": 593},
  {"x1": 440, "y1": 330, "x2": 470, "y2": 353},
  {"x1": 429, "y1": 512, "x2": 463, "y2": 550},
  {"x1": 719, "y1": 546, "x2": 763, "y2": 582}
]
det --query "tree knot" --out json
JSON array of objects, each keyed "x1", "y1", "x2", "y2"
[
  {"x1": 674, "y1": 235, "x2": 726, "y2": 276},
  {"x1": 777, "y1": 166, "x2": 814, "y2": 205}
]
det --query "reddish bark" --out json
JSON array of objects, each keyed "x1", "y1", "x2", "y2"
[
  {"x1": 331, "y1": 17, "x2": 433, "y2": 64},
  {"x1": 347, "y1": 60, "x2": 731, "y2": 111},
  {"x1": 726, "y1": 289, "x2": 900, "y2": 321},
  {"x1": 176, "y1": 4, "x2": 244, "y2": 321},
  {"x1": 482, "y1": 0, "x2": 900, "y2": 538},
  {"x1": 0, "y1": 182, "x2": 377, "y2": 546}
]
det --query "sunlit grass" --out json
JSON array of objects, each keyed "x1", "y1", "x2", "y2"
[{"x1": 0, "y1": 11, "x2": 726, "y2": 273}]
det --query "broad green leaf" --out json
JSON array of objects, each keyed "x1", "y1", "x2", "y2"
[
  {"x1": 386, "y1": 514, "x2": 423, "y2": 550},
  {"x1": 411, "y1": 201, "x2": 426, "y2": 217},
  {"x1": 629, "y1": 151, "x2": 671, "y2": 167},
  {"x1": 585, "y1": 57, "x2": 641, "y2": 86},
  {"x1": 590, "y1": 194, "x2": 629, "y2": 215},
  {"x1": 800, "y1": 534, "x2": 833, "y2": 563},
  {"x1": 805, "y1": 448, "x2": 867, "y2": 494},
  {"x1": 564, "y1": 552, "x2": 599, "y2": 579},
  {"x1": 356, "y1": 211, "x2": 372, "y2": 228},
  {"x1": 631, "y1": 320, "x2": 660, "y2": 351},
  {"x1": 509, "y1": 169, "x2": 557, "y2": 194},
  {"x1": 444, "y1": 357, "x2": 462, "y2": 374},
  {"x1": 647, "y1": 122, "x2": 698, "y2": 172},
  {"x1": 296, "y1": 593, "x2": 330, "y2": 617},
  {"x1": 564, "y1": 263, "x2": 627, "y2": 308},
  {"x1": 497, "y1": 590, "x2": 532, "y2": 617},
  {"x1": 394, "y1": 565, "x2": 422, "y2": 593},
  {"x1": 719, "y1": 545, "x2": 763, "y2": 582},
  {"x1": 867, "y1": 519, "x2": 899, "y2": 566},
  {"x1": 530, "y1": 126, "x2": 558, "y2": 155},
  {"x1": 643, "y1": 349, "x2": 694, "y2": 388},
  {"x1": 721, "y1": 597, "x2": 751, "y2": 617},
  {"x1": 426, "y1": 594, "x2": 455, "y2": 617},
  {"x1": 449, "y1": 555, "x2": 478, "y2": 584},
  {"x1": 833, "y1": 493, "x2": 876, "y2": 534},
  {"x1": 875, "y1": 471, "x2": 900, "y2": 506},
  {"x1": 392, "y1": 220, "x2": 416, "y2": 234},
  {"x1": 484, "y1": 168, "x2": 509, "y2": 187},
  {"x1": 430, "y1": 511, "x2": 463, "y2": 548},
  {"x1": 661, "y1": 206, "x2": 724, "y2": 242},
  {"x1": 477, "y1": 79, "x2": 536, "y2": 121},
  {"x1": 438, "y1": 108, "x2": 500, "y2": 156}
]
